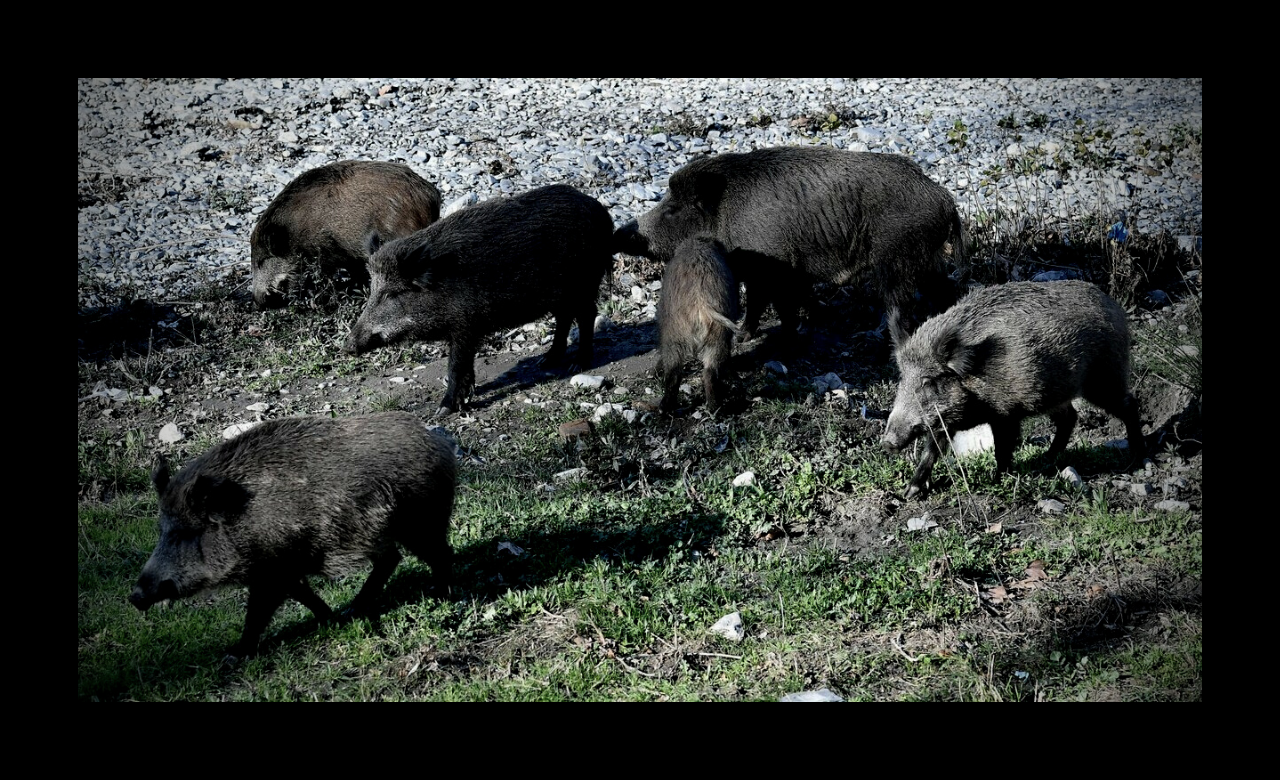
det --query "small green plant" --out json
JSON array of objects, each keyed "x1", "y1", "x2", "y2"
[
  {"x1": 1027, "y1": 112, "x2": 1049, "y2": 130},
  {"x1": 946, "y1": 119, "x2": 969, "y2": 149},
  {"x1": 208, "y1": 188, "x2": 252, "y2": 213}
]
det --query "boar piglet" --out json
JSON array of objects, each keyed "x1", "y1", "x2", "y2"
[
  {"x1": 344, "y1": 184, "x2": 615, "y2": 414},
  {"x1": 251, "y1": 160, "x2": 441, "y2": 309},
  {"x1": 614, "y1": 146, "x2": 962, "y2": 345},
  {"x1": 656, "y1": 236, "x2": 740, "y2": 412},
  {"x1": 130, "y1": 413, "x2": 455, "y2": 659},
  {"x1": 883, "y1": 280, "x2": 1144, "y2": 498}
]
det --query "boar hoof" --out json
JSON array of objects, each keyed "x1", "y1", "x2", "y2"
[
  {"x1": 904, "y1": 483, "x2": 925, "y2": 500},
  {"x1": 434, "y1": 405, "x2": 456, "y2": 418}
]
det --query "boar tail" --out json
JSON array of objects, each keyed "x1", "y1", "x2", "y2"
[{"x1": 709, "y1": 311, "x2": 742, "y2": 334}]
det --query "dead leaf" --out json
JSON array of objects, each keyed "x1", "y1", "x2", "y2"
[
  {"x1": 1087, "y1": 584, "x2": 1107, "y2": 599},
  {"x1": 986, "y1": 521, "x2": 1003, "y2": 534},
  {"x1": 984, "y1": 585, "x2": 1009, "y2": 604},
  {"x1": 1010, "y1": 560, "x2": 1050, "y2": 590}
]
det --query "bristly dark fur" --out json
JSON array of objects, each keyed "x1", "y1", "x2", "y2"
[
  {"x1": 250, "y1": 161, "x2": 441, "y2": 309},
  {"x1": 614, "y1": 146, "x2": 963, "y2": 346},
  {"x1": 884, "y1": 280, "x2": 1144, "y2": 498},
  {"x1": 130, "y1": 413, "x2": 456, "y2": 658},
  {"x1": 657, "y1": 236, "x2": 740, "y2": 412},
  {"x1": 345, "y1": 184, "x2": 615, "y2": 415}
]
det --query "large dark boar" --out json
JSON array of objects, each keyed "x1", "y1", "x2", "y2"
[
  {"x1": 614, "y1": 146, "x2": 962, "y2": 342},
  {"x1": 657, "y1": 236, "x2": 740, "y2": 412},
  {"x1": 882, "y1": 281, "x2": 1145, "y2": 498},
  {"x1": 129, "y1": 413, "x2": 455, "y2": 659},
  {"x1": 250, "y1": 160, "x2": 441, "y2": 309},
  {"x1": 343, "y1": 184, "x2": 615, "y2": 415}
]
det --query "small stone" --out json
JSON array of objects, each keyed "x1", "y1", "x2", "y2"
[
  {"x1": 1154, "y1": 499, "x2": 1190, "y2": 512},
  {"x1": 222, "y1": 422, "x2": 259, "y2": 440},
  {"x1": 1130, "y1": 482, "x2": 1156, "y2": 497},
  {"x1": 1060, "y1": 466, "x2": 1083, "y2": 490},
  {"x1": 763, "y1": 361, "x2": 787, "y2": 375},
  {"x1": 245, "y1": 402, "x2": 269, "y2": 412},
  {"x1": 952, "y1": 425, "x2": 993, "y2": 455},
  {"x1": 592, "y1": 403, "x2": 626, "y2": 422},
  {"x1": 779, "y1": 688, "x2": 843, "y2": 702},
  {"x1": 709, "y1": 612, "x2": 744, "y2": 642},
  {"x1": 733, "y1": 471, "x2": 756, "y2": 487},
  {"x1": 158, "y1": 423, "x2": 184, "y2": 443},
  {"x1": 570, "y1": 374, "x2": 605, "y2": 389},
  {"x1": 557, "y1": 418, "x2": 592, "y2": 442},
  {"x1": 1038, "y1": 498, "x2": 1066, "y2": 514},
  {"x1": 388, "y1": 376, "x2": 408, "y2": 384},
  {"x1": 907, "y1": 513, "x2": 938, "y2": 530},
  {"x1": 554, "y1": 467, "x2": 588, "y2": 482}
]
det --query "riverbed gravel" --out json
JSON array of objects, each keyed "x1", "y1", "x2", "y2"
[{"x1": 77, "y1": 78, "x2": 1202, "y2": 308}]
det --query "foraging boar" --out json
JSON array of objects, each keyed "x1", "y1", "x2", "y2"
[
  {"x1": 250, "y1": 160, "x2": 441, "y2": 309},
  {"x1": 129, "y1": 413, "x2": 455, "y2": 658},
  {"x1": 343, "y1": 184, "x2": 615, "y2": 415},
  {"x1": 656, "y1": 236, "x2": 740, "y2": 412},
  {"x1": 882, "y1": 281, "x2": 1145, "y2": 498},
  {"x1": 614, "y1": 146, "x2": 962, "y2": 342}
]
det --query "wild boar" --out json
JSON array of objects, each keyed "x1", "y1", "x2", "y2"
[
  {"x1": 614, "y1": 146, "x2": 962, "y2": 343},
  {"x1": 882, "y1": 280, "x2": 1145, "y2": 498},
  {"x1": 656, "y1": 236, "x2": 740, "y2": 412},
  {"x1": 129, "y1": 413, "x2": 455, "y2": 658},
  {"x1": 250, "y1": 160, "x2": 441, "y2": 309},
  {"x1": 343, "y1": 184, "x2": 615, "y2": 415}
]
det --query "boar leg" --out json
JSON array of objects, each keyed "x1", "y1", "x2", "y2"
[
  {"x1": 659, "y1": 355, "x2": 683, "y2": 412},
  {"x1": 441, "y1": 334, "x2": 479, "y2": 413},
  {"x1": 1045, "y1": 402, "x2": 1078, "y2": 462},
  {"x1": 230, "y1": 583, "x2": 291, "y2": 658},
  {"x1": 344, "y1": 546, "x2": 402, "y2": 617},
  {"x1": 701, "y1": 332, "x2": 732, "y2": 412},
  {"x1": 570, "y1": 300, "x2": 598, "y2": 372},
  {"x1": 906, "y1": 435, "x2": 945, "y2": 499},
  {"x1": 540, "y1": 311, "x2": 573, "y2": 369},
  {"x1": 990, "y1": 416, "x2": 1023, "y2": 474},
  {"x1": 702, "y1": 363, "x2": 722, "y2": 411},
  {"x1": 1086, "y1": 385, "x2": 1146, "y2": 463},
  {"x1": 400, "y1": 524, "x2": 454, "y2": 595},
  {"x1": 288, "y1": 578, "x2": 334, "y2": 621},
  {"x1": 1117, "y1": 394, "x2": 1145, "y2": 463}
]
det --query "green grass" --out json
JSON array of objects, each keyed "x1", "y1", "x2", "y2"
[{"x1": 79, "y1": 368, "x2": 1201, "y2": 700}]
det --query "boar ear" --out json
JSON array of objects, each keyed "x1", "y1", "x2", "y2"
[
  {"x1": 190, "y1": 474, "x2": 252, "y2": 523},
  {"x1": 886, "y1": 308, "x2": 912, "y2": 350},
  {"x1": 412, "y1": 251, "x2": 458, "y2": 291},
  {"x1": 692, "y1": 171, "x2": 727, "y2": 214},
  {"x1": 152, "y1": 456, "x2": 170, "y2": 494},
  {"x1": 364, "y1": 230, "x2": 384, "y2": 257},
  {"x1": 396, "y1": 240, "x2": 432, "y2": 279},
  {"x1": 937, "y1": 327, "x2": 997, "y2": 378}
]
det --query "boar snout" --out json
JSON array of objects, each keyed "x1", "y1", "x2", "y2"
[
  {"x1": 343, "y1": 325, "x2": 381, "y2": 356},
  {"x1": 129, "y1": 575, "x2": 178, "y2": 611},
  {"x1": 613, "y1": 220, "x2": 648, "y2": 256}
]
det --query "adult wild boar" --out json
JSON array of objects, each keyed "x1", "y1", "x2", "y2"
[
  {"x1": 250, "y1": 160, "x2": 441, "y2": 308},
  {"x1": 882, "y1": 281, "x2": 1145, "y2": 498},
  {"x1": 614, "y1": 146, "x2": 962, "y2": 342},
  {"x1": 129, "y1": 413, "x2": 456, "y2": 659},
  {"x1": 343, "y1": 184, "x2": 615, "y2": 415},
  {"x1": 656, "y1": 236, "x2": 740, "y2": 412}
]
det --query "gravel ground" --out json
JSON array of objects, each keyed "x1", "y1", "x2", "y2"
[{"x1": 77, "y1": 78, "x2": 1202, "y2": 308}]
